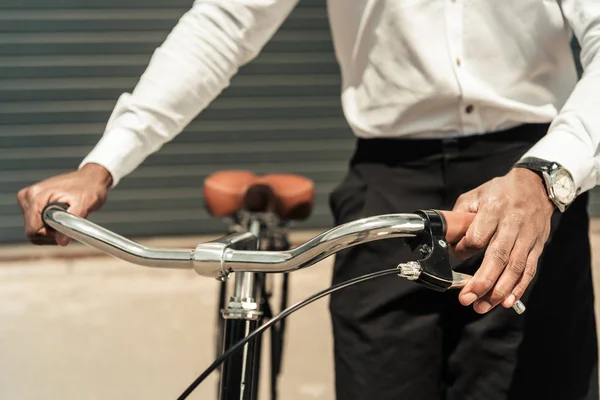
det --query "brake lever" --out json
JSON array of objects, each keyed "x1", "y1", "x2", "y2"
[{"x1": 400, "y1": 210, "x2": 526, "y2": 315}]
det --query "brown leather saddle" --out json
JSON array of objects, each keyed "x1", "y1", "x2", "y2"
[{"x1": 203, "y1": 170, "x2": 315, "y2": 221}]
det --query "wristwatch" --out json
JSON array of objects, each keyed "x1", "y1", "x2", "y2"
[{"x1": 513, "y1": 157, "x2": 577, "y2": 212}]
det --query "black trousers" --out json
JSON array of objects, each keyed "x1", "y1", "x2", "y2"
[{"x1": 328, "y1": 124, "x2": 599, "y2": 400}]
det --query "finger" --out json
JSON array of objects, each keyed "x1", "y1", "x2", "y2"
[
  {"x1": 502, "y1": 244, "x2": 543, "y2": 308},
  {"x1": 23, "y1": 191, "x2": 52, "y2": 238},
  {"x1": 35, "y1": 196, "x2": 70, "y2": 245},
  {"x1": 55, "y1": 233, "x2": 71, "y2": 247},
  {"x1": 55, "y1": 202, "x2": 88, "y2": 247},
  {"x1": 475, "y1": 234, "x2": 535, "y2": 311},
  {"x1": 439, "y1": 211, "x2": 476, "y2": 245},
  {"x1": 16, "y1": 188, "x2": 29, "y2": 214},
  {"x1": 452, "y1": 191, "x2": 479, "y2": 213},
  {"x1": 453, "y1": 209, "x2": 498, "y2": 260},
  {"x1": 459, "y1": 226, "x2": 518, "y2": 309},
  {"x1": 29, "y1": 234, "x2": 58, "y2": 246}
]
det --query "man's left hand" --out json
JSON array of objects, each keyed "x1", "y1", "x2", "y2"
[{"x1": 452, "y1": 167, "x2": 555, "y2": 313}]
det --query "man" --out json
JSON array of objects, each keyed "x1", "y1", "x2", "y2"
[{"x1": 16, "y1": 1, "x2": 600, "y2": 399}]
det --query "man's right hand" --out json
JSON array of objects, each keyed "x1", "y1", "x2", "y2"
[{"x1": 17, "y1": 163, "x2": 113, "y2": 246}]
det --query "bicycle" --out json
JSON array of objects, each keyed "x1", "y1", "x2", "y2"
[{"x1": 41, "y1": 180, "x2": 525, "y2": 400}]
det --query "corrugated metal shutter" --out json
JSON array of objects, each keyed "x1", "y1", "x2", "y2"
[{"x1": 0, "y1": 0, "x2": 355, "y2": 243}]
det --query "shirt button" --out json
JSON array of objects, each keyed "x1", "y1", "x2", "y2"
[
  {"x1": 465, "y1": 104, "x2": 474, "y2": 113},
  {"x1": 456, "y1": 58, "x2": 461, "y2": 66}
]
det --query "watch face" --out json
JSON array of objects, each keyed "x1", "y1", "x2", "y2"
[{"x1": 552, "y1": 169, "x2": 576, "y2": 204}]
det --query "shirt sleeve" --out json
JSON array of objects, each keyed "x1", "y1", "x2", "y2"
[
  {"x1": 80, "y1": 0, "x2": 298, "y2": 187},
  {"x1": 521, "y1": 1, "x2": 600, "y2": 194}
]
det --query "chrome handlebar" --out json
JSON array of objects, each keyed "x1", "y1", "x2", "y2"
[
  {"x1": 43, "y1": 206, "x2": 195, "y2": 270},
  {"x1": 42, "y1": 204, "x2": 424, "y2": 279}
]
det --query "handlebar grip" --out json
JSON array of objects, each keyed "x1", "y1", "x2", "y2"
[
  {"x1": 438, "y1": 210, "x2": 475, "y2": 245},
  {"x1": 41, "y1": 202, "x2": 69, "y2": 229}
]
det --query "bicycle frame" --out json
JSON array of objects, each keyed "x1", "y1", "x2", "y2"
[{"x1": 41, "y1": 204, "x2": 525, "y2": 399}]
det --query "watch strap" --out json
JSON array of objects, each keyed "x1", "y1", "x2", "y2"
[
  {"x1": 514, "y1": 157, "x2": 554, "y2": 173},
  {"x1": 513, "y1": 157, "x2": 571, "y2": 212}
]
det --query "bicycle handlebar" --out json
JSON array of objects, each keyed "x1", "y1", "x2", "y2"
[
  {"x1": 42, "y1": 203, "x2": 195, "y2": 270},
  {"x1": 42, "y1": 202, "x2": 427, "y2": 278}
]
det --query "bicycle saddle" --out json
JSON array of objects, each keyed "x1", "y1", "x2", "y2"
[{"x1": 203, "y1": 170, "x2": 315, "y2": 221}]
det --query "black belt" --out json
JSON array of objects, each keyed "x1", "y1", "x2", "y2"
[{"x1": 351, "y1": 123, "x2": 549, "y2": 165}]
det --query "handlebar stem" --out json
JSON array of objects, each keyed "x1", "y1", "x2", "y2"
[{"x1": 192, "y1": 232, "x2": 257, "y2": 279}]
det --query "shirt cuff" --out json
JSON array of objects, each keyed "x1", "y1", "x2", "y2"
[
  {"x1": 520, "y1": 130, "x2": 598, "y2": 194},
  {"x1": 79, "y1": 128, "x2": 147, "y2": 188}
]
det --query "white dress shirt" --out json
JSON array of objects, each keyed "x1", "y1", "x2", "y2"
[{"x1": 81, "y1": 0, "x2": 600, "y2": 195}]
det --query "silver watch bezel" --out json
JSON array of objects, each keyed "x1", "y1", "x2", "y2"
[{"x1": 541, "y1": 163, "x2": 576, "y2": 212}]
